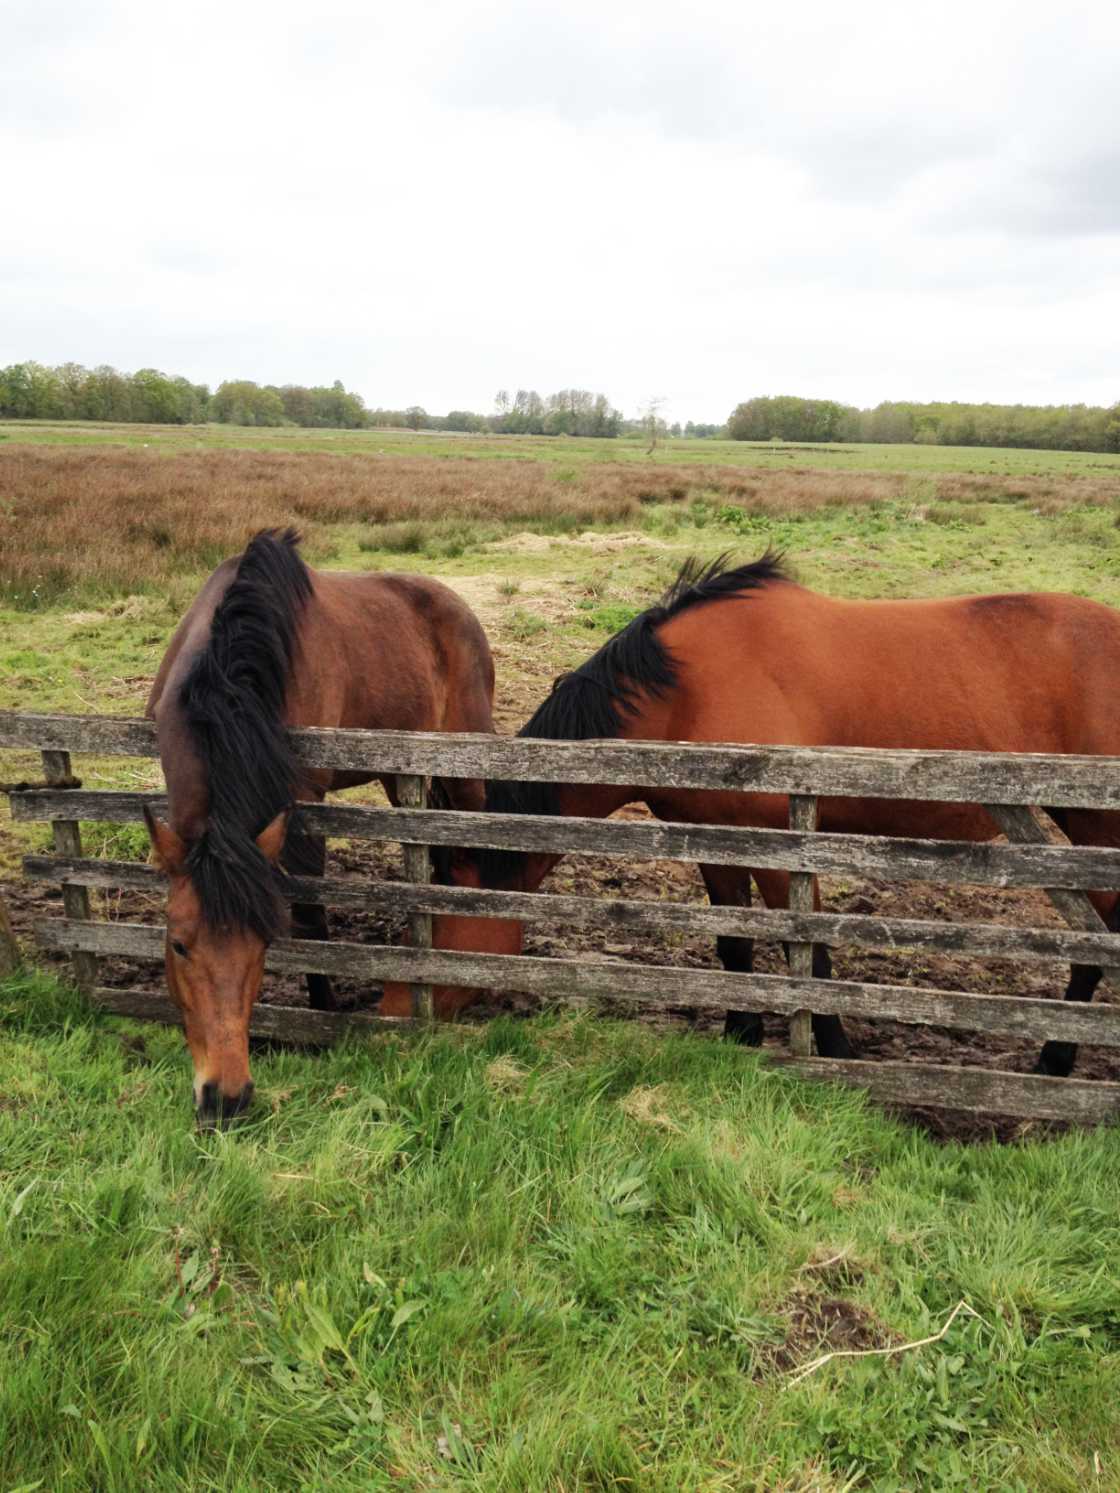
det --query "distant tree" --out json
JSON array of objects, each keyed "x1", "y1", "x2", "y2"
[
  {"x1": 862, "y1": 402, "x2": 915, "y2": 444},
  {"x1": 640, "y1": 396, "x2": 667, "y2": 454},
  {"x1": 444, "y1": 409, "x2": 488, "y2": 432},
  {"x1": 212, "y1": 380, "x2": 286, "y2": 426},
  {"x1": 0, "y1": 361, "x2": 62, "y2": 418},
  {"x1": 77, "y1": 365, "x2": 133, "y2": 421},
  {"x1": 278, "y1": 385, "x2": 315, "y2": 425},
  {"x1": 728, "y1": 395, "x2": 858, "y2": 443},
  {"x1": 404, "y1": 405, "x2": 428, "y2": 430}
]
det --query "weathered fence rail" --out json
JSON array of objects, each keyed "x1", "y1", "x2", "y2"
[
  {"x1": 6, "y1": 709, "x2": 1120, "y2": 808},
  {"x1": 4, "y1": 708, "x2": 1120, "y2": 1124},
  {"x1": 12, "y1": 791, "x2": 1120, "y2": 890}
]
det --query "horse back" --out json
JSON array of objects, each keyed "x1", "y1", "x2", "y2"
[
  {"x1": 288, "y1": 569, "x2": 494, "y2": 736},
  {"x1": 656, "y1": 583, "x2": 1120, "y2": 758}
]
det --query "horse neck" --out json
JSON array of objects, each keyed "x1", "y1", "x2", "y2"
[{"x1": 155, "y1": 692, "x2": 210, "y2": 842}]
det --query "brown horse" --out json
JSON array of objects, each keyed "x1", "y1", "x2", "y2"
[
  {"x1": 381, "y1": 553, "x2": 1120, "y2": 1076},
  {"x1": 145, "y1": 528, "x2": 494, "y2": 1126}
]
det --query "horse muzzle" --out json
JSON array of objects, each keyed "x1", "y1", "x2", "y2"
[{"x1": 195, "y1": 1080, "x2": 255, "y2": 1130}]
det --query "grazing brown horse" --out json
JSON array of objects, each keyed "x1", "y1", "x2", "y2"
[
  {"x1": 145, "y1": 528, "x2": 494, "y2": 1126},
  {"x1": 381, "y1": 553, "x2": 1120, "y2": 1076}
]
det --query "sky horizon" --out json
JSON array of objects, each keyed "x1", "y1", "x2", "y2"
[{"x1": 4, "y1": 0, "x2": 1117, "y2": 426}]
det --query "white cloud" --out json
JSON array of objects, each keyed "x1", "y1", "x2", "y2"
[{"x1": 1, "y1": 0, "x2": 1117, "y2": 422}]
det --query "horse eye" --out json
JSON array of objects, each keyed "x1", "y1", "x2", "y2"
[{"x1": 171, "y1": 939, "x2": 189, "y2": 959}]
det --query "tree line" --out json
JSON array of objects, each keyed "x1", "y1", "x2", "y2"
[
  {"x1": 0, "y1": 362, "x2": 729, "y2": 440},
  {"x1": 728, "y1": 395, "x2": 1120, "y2": 453},
  {"x1": 0, "y1": 362, "x2": 371, "y2": 429},
  {"x1": 7, "y1": 362, "x2": 1114, "y2": 452},
  {"x1": 0, "y1": 363, "x2": 642, "y2": 438}
]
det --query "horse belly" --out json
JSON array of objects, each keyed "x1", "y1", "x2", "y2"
[
  {"x1": 654, "y1": 789, "x2": 995, "y2": 845},
  {"x1": 819, "y1": 796, "x2": 995, "y2": 843}
]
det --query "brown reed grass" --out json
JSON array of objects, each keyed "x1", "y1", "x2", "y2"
[{"x1": 2, "y1": 444, "x2": 1118, "y2": 605}]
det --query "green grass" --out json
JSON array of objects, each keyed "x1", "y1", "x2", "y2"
[{"x1": 2, "y1": 970, "x2": 1118, "y2": 1490}]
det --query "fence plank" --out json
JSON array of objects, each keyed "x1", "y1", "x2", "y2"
[
  {"x1": 5, "y1": 710, "x2": 1120, "y2": 810},
  {"x1": 40, "y1": 750, "x2": 97, "y2": 992},
  {"x1": 396, "y1": 775, "x2": 433, "y2": 1020},
  {"x1": 34, "y1": 919, "x2": 1120, "y2": 1048},
  {"x1": 787, "y1": 794, "x2": 817, "y2": 1057},
  {"x1": 87, "y1": 986, "x2": 413, "y2": 1040},
  {"x1": 772, "y1": 1056, "x2": 1120, "y2": 1122},
  {"x1": 22, "y1": 851, "x2": 1120, "y2": 966},
  {"x1": 15, "y1": 790, "x2": 1120, "y2": 891}
]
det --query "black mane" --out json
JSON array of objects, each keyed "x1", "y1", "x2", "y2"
[
  {"x1": 178, "y1": 527, "x2": 313, "y2": 938},
  {"x1": 471, "y1": 551, "x2": 789, "y2": 881}
]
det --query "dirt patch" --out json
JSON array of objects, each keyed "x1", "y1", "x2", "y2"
[
  {"x1": 759, "y1": 1290, "x2": 897, "y2": 1378},
  {"x1": 436, "y1": 572, "x2": 583, "y2": 731}
]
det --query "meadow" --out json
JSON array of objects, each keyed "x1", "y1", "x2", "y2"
[{"x1": 2, "y1": 422, "x2": 1120, "y2": 1488}]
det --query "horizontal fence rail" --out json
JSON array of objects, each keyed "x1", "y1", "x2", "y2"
[
  {"x1": 5, "y1": 709, "x2": 1120, "y2": 1124},
  {"x1": 11, "y1": 790, "x2": 1120, "y2": 891},
  {"x1": 5, "y1": 709, "x2": 1120, "y2": 809},
  {"x1": 37, "y1": 917, "x2": 1120, "y2": 1048},
  {"x1": 22, "y1": 854, "x2": 1120, "y2": 966}
]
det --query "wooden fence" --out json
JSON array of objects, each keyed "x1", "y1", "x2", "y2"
[{"x1": 3, "y1": 708, "x2": 1120, "y2": 1124}]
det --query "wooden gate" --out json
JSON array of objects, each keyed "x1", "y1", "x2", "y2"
[{"x1": 3, "y1": 709, "x2": 1120, "y2": 1123}]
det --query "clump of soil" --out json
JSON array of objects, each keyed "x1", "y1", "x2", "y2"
[{"x1": 758, "y1": 1290, "x2": 897, "y2": 1378}]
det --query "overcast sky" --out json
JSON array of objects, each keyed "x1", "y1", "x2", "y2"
[{"x1": 3, "y1": 0, "x2": 1117, "y2": 423}]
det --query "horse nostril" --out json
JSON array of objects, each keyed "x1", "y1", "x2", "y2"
[
  {"x1": 196, "y1": 1081, "x2": 255, "y2": 1130},
  {"x1": 227, "y1": 1081, "x2": 254, "y2": 1119}
]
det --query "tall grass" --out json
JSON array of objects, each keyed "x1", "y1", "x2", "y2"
[
  {"x1": 4, "y1": 444, "x2": 1119, "y2": 606},
  {"x1": 2, "y1": 970, "x2": 1119, "y2": 1490}
]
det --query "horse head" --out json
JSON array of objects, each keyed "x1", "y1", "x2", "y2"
[{"x1": 145, "y1": 805, "x2": 290, "y2": 1128}]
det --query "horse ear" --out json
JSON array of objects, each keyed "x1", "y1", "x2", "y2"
[
  {"x1": 144, "y1": 805, "x2": 186, "y2": 874},
  {"x1": 256, "y1": 807, "x2": 292, "y2": 865}
]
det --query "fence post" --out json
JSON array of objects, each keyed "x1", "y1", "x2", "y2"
[
  {"x1": 787, "y1": 793, "x2": 818, "y2": 1057},
  {"x1": 40, "y1": 748, "x2": 98, "y2": 992},
  {"x1": 0, "y1": 890, "x2": 18, "y2": 977},
  {"x1": 397, "y1": 774, "x2": 434, "y2": 1020}
]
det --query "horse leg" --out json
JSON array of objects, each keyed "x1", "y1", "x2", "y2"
[
  {"x1": 282, "y1": 819, "x2": 336, "y2": 1011},
  {"x1": 1034, "y1": 809, "x2": 1120, "y2": 1076},
  {"x1": 700, "y1": 865, "x2": 762, "y2": 1045},
  {"x1": 752, "y1": 868, "x2": 853, "y2": 1060}
]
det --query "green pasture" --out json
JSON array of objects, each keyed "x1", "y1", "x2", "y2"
[
  {"x1": 2, "y1": 973, "x2": 1118, "y2": 1491},
  {"x1": 4, "y1": 418, "x2": 1120, "y2": 477}
]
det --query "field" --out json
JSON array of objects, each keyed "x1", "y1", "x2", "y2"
[{"x1": 2, "y1": 422, "x2": 1120, "y2": 1488}]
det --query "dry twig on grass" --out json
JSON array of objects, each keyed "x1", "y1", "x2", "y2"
[{"x1": 784, "y1": 1299, "x2": 988, "y2": 1389}]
